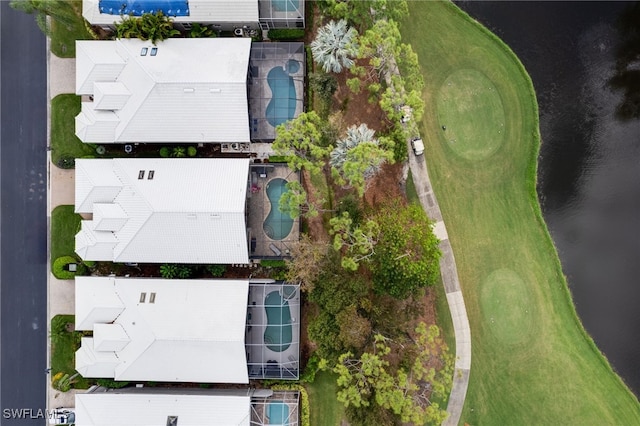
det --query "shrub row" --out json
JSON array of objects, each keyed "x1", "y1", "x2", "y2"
[{"x1": 267, "y1": 28, "x2": 305, "y2": 40}]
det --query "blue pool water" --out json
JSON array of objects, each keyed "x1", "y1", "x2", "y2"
[
  {"x1": 263, "y1": 178, "x2": 293, "y2": 241},
  {"x1": 264, "y1": 291, "x2": 292, "y2": 352},
  {"x1": 99, "y1": 0, "x2": 190, "y2": 16},
  {"x1": 266, "y1": 67, "x2": 297, "y2": 128},
  {"x1": 268, "y1": 402, "x2": 290, "y2": 425},
  {"x1": 272, "y1": 0, "x2": 299, "y2": 12}
]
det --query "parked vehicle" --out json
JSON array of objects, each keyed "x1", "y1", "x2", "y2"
[{"x1": 411, "y1": 138, "x2": 425, "y2": 156}]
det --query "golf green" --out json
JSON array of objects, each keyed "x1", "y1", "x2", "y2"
[
  {"x1": 437, "y1": 69, "x2": 505, "y2": 160},
  {"x1": 480, "y1": 268, "x2": 536, "y2": 346}
]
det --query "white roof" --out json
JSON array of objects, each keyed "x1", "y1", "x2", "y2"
[
  {"x1": 83, "y1": 0, "x2": 259, "y2": 26},
  {"x1": 74, "y1": 158, "x2": 250, "y2": 264},
  {"x1": 75, "y1": 38, "x2": 251, "y2": 143},
  {"x1": 75, "y1": 277, "x2": 250, "y2": 383},
  {"x1": 75, "y1": 392, "x2": 251, "y2": 426}
]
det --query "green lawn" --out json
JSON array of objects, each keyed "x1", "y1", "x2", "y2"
[
  {"x1": 51, "y1": 205, "x2": 81, "y2": 266},
  {"x1": 306, "y1": 371, "x2": 344, "y2": 426},
  {"x1": 50, "y1": 0, "x2": 94, "y2": 58},
  {"x1": 401, "y1": 2, "x2": 640, "y2": 424},
  {"x1": 50, "y1": 315, "x2": 90, "y2": 389},
  {"x1": 51, "y1": 94, "x2": 95, "y2": 167}
]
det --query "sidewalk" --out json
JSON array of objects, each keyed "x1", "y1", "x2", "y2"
[
  {"x1": 46, "y1": 46, "x2": 77, "y2": 412},
  {"x1": 407, "y1": 145, "x2": 472, "y2": 426}
]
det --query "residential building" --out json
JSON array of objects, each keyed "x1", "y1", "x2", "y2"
[
  {"x1": 75, "y1": 277, "x2": 300, "y2": 383},
  {"x1": 75, "y1": 38, "x2": 251, "y2": 144},
  {"x1": 75, "y1": 387, "x2": 300, "y2": 426},
  {"x1": 75, "y1": 158, "x2": 250, "y2": 264},
  {"x1": 82, "y1": 0, "x2": 304, "y2": 32}
]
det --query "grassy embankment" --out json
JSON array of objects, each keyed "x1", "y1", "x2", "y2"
[{"x1": 402, "y1": 2, "x2": 640, "y2": 424}]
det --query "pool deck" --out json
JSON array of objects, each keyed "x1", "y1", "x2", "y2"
[
  {"x1": 247, "y1": 165, "x2": 300, "y2": 259},
  {"x1": 248, "y1": 51, "x2": 304, "y2": 142},
  {"x1": 246, "y1": 283, "x2": 300, "y2": 380}
]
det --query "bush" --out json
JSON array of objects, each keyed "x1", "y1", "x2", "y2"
[
  {"x1": 187, "y1": 146, "x2": 197, "y2": 157},
  {"x1": 260, "y1": 259, "x2": 287, "y2": 268},
  {"x1": 159, "y1": 147, "x2": 170, "y2": 158},
  {"x1": 268, "y1": 155, "x2": 289, "y2": 163},
  {"x1": 160, "y1": 263, "x2": 192, "y2": 279},
  {"x1": 206, "y1": 264, "x2": 226, "y2": 277},
  {"x1": 336, "y1": 194, "x2": 362, "y2": 226},
  {"x1": 83, "y1": 260, "x2": 96, "y2": 268},
  {"x1": 95, "y1": 378, "x2": 129, "y2": 389},
  {"x1": 268, "y1": 28, "x2": 305, "y2": 40},
  {"x1": 53, "y1": 256, "x2": 78, "y2": 280},
  {"x1": 171, "y1": 146, "x2": 186, "y2": 158},
  {"x1": 300, "y1": 352, "x2": 320, "y2": 383},
  {"x1": 57, "y1": 156, "x2": 75, "y2": 169}
]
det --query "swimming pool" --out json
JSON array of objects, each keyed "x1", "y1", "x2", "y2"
[
  {"x1": 99, "y1": 0, "x2": 190, "y2": 16},
  {"x1": 264, "y1": 291, "x2": 292, "y2": 352},
  {"x1": 267, "y1": 401, "x2": 290, "y2": 425},
  {"x1": 266, "y1": 67, "x2": 297, "y2": 128},
  {"x1": 263, "y1": 178, "x2": 294, "y2": 241},
  {"x1": 271, "y1": 0, "x2": 299, "y2": 12}
]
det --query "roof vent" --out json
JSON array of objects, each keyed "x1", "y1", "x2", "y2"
[{"x1": 183, "y1": 88, "x2": 195, "y2": 93}]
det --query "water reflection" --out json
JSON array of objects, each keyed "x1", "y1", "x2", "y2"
[{"x1": 610, "y1": 3, "x2": 640, "y2": 120}]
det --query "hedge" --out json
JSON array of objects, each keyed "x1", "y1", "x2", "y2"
[
  {"x1": 272, "y1": 384, "x2": 310, "y2": 426},
  {"x1": 268, "y1": 28, "x2": 305, "y2": 40},
  {"x1": 53, "y1": 256, "x2": 78, "y2": 280},
  {"x1": 261, "y1": 259, "x2": 287, "y2": 268}
]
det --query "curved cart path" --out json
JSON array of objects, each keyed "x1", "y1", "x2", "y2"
[{"x1": 408, "y1": 147, "x2": 471, "y2": 426}]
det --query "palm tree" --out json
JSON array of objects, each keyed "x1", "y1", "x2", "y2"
[
  {"x1": 311, "y1": 19, "x2": 358, "y2": 74},
  {"x1": 330, "y1": 123, "x2": 377, "y2": 171},
  {"x1": 10, "y1": 0, "x2": 78, "y2": 36},
  {"x1": 114, "y1": 11, "x2": 180, "y2": 44}
]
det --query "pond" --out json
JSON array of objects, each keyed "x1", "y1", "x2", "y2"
[{"x1": 456, "y1": 1, "x2": 640, "y2": 395}]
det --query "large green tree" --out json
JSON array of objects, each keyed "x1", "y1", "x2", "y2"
[
  {"x1": 325, "y1": 323, "x2": 453, "y2": 425},
  {"x1": 329, "y1": 212, "x2": 379, "y2": 271},
  {"x1": 272, "y1": 111, "x2": 330, "y2": 176},
  {"x1": 371, "y1": 203, "x2": 441, "y2": 298},
  {"x1": 318, "y1": 0, "x2": 408, "y2": 31}
]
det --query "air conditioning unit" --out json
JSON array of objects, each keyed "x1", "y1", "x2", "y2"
[
  {"x1": 231, "y1": 143, "x2": 240, "y2": 150},
  {"x1": 234, "y1": 28, "x2": 244, "y2": 37}
]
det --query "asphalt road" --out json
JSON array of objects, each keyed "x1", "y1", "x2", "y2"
[{"x1": 0, "y1": 3, "x2": 48, "y2": 424}]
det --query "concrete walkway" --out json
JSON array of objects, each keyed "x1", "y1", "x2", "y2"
[
  {"x1": 408, "y1": 145, "x2": 472, "y2": 426},
  {"x1": 46, "y1": 44, "x2": 77, "y2": 411}
]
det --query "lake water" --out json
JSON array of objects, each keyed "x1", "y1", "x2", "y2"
[{"x1": 456, "y1": 1, "x2": 640, "y2": 395}]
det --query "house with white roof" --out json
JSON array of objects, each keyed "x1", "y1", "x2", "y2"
[
  {"x1": 83, "y1": 0, "x2": 304, "y2": 32},
  {"x1": 75, "y1": 38, "x2": 251, "y2": 144},
  {"x1": 75, "y1": 277, "x2": 300, "y2": 383},
  {"x1": 75, "y1": 387, "x2": 300, "y2": 426},
  {"x1": 74, "y1": 158, "x2": 250, "y2": 264}
]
